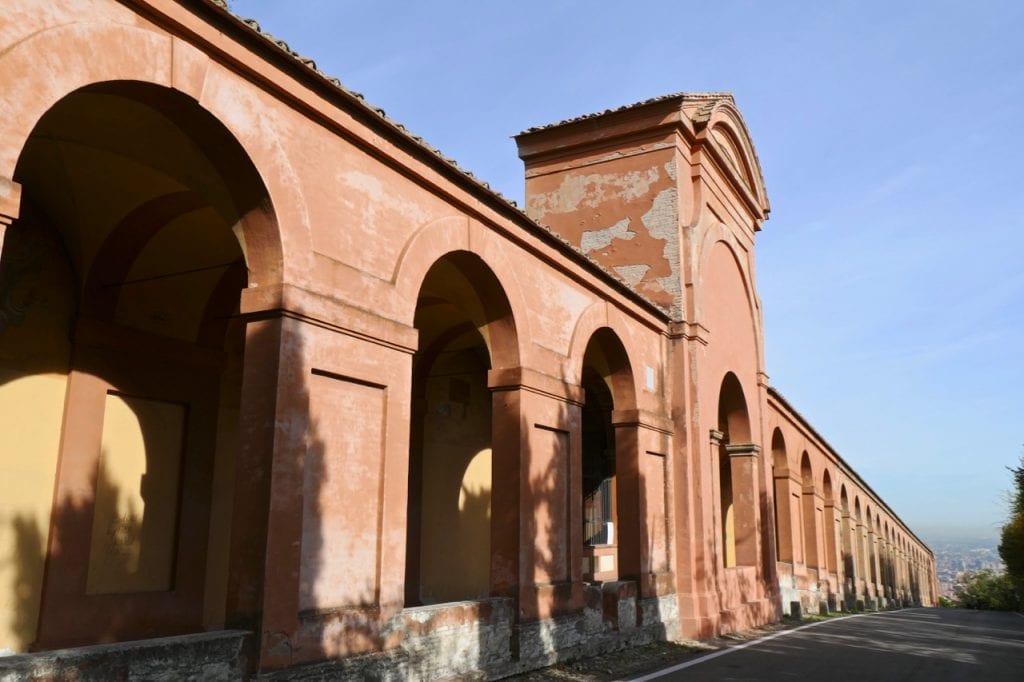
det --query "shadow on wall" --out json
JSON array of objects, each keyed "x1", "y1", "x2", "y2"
[
  {"x1": 6, "y1": 516, "x2": 43, "y2": 651},
  {"x1": 0, "y1": 77, "x2": 288, "y2": 659},
  {"x1": 842, "y1": 551, "x2": 855, "y2": 603},
  {"x1": 0, "y1": 208, "x2": 70, "y2": 652},
  {"x1": 759, "y1": 463, "x2": 776, "y2": 595},
  {"x1": 7, "y1": 460, "x2": 142, "y2": 650},
  {"x1": 282, "y1": 338, "x2": 385, "y2": 661},
  {"x1": 513, "y1": 386, "x2": 668, "y2": 666}
]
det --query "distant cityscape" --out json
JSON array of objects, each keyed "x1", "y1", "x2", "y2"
[{"x1": 925, "y1": 533, "x2": 1005, "y2": 597}]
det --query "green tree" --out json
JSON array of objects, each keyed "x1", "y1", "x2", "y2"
[
  {"x1": 1004, "y1": 451, "x2": 1024, "y2": 518},
  {"x1": 997, "y1": 452, "x2": 1024, "y2": 609},
  {"x1": 953, "y1": 569, "x2": 1018, "y2": 610}
]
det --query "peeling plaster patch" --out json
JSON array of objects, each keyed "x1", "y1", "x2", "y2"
[
  {"x1": 581, "y1": 218, "x2": 634, "y2": 254},
  {"x1": 530, "y1": 168, "x2": 662, "y2": 217},
  {"x1": 641, "y1": 187, "x2": 683, "y2": 320},
  {"x1": 613, "y1": 264, "x2": 649, "y2": 287},
  {"x1": 340, "y1": 169, "x2": 428, "y2": 225},
  {"x1": 533, "y1": 275, "x2": 592, "y2": 354},
  {"x1": 664, "y1": 159, "x2": 677, "y2": 182}
]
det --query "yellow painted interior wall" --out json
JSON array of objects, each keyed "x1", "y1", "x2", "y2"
[
  {"x1": 86, "y1": 394, "x2": 185, "y2": 594},
  {"x1": 0, "y1": 218, "x2": 73, "y2": 653},
  {"x1": 719, "y1": 452, "x2": 736, "y2": 568},
  {"x1": 723, "y1": 503, "x2": 736, "y2": 568},
  {"x1": 0, "y1": 87, "x2": 252, "y2": 647},
  {"x1": 419, "y1": 348, "x2": 492, "y2": 604},
  {"x1": 0, "y1": 372, "x2": 68, "y2": 653}
]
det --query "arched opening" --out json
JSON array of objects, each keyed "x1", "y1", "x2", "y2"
[
  {"x1": 2, "y1": 81, "x2": 278, "y2": 650},
  {"x1": 884, "y1": 520, "x2": 892, "y2": 593},
  {"x1": 770, "y1": 429, "x2": 792, "y2": 563},
  {"x1": 865, "y1": 508, "x2": 877, "y2": 593},
  {"x1": 882, "y1": 522, "x2": 891, "y2": 598},
  {"x1": 899, "y1": 536, "x2": 907, "y2": 598},
  {"x1": 821, "y1": 470, "x2": 837, "y2": 574},
  {"x1": 716, "y1": 372, "x2": 754, "y2": 568},
  {"x1": 404, "y1": 251, "x2": 517, "y2": 606},
  {"x1": 839, "y1": 486, "x2": 854, "y2": 597},
  {"x1": 579, "y1": 328, "x2": 636, "y2": 583},
  {"x1": 872, "y1": 515, "x2": 882, "y2": 593},
  {"x1": 799, "y1": 452, "x2": 818, "y2": 570},
  {"x1": 854, "y1": 497, "x2": 865, "y2": 595}
]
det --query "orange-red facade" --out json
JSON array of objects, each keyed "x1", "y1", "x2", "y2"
[{"x1": 0, "y1": 0, "x2": 936, "y2": 675}]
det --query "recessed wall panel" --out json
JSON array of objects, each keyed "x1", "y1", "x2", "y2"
[
  {"x1": 87, "y1": 394, "x2": 185, "y2": 595},
  {"x1": 300, "y1": 371, "x2": 385, "y2": 611}
]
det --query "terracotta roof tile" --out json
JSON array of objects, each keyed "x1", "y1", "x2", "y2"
[
  {"x1": 201, "y1": 0, "x2": 672, "y2": 317},
  {"x1": 517, "y1": 91, "x2": 734, "y2": 135}
]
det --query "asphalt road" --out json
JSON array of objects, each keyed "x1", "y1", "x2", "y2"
[{"x1": 631, "y1": 608, "x2": 1024, "y2": 682}]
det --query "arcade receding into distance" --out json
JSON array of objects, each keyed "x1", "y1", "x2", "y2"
[{"x1": 0, "y1": 0, "x2": 936, "y2": 677}]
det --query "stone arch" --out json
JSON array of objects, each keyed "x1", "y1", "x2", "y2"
[
  {"x1": 718, "y1": 372, "x2": 752, "y2": 444},
  {"x1": 410, "y1": 249, "x2": 520, "y2": 369},
  {"x1": 696, "y1": 235, "x2": 759, "y2": 329},
  {"x1": 695, "y1": 234, "x2": 765, "y2": 382},
  {"x1": 404, "y1": 250, "x2": 520, "y2": 605},
  {"x1": 393, "y1": 218, "x2": 528, "y2": 369},
  {"x1": 800, "y1": 453, "x2": 814, "y2": 487},
  {"x1": 3, "y1": 77, "x2": 282, "y2": 651},
  {"x1": 581, "y1": 328, "x2": 637, "y2": 412},
  {"x1": 694, "y1": 99, "x2": 771, "y2": 217},
  {"x1": 0, "y1": 25, "x2": 289, "y2": 286},
  {"x1": 771, "y1": 429, "x2": 788, "y2": 472},
  {"x1": 822, "y1": 470, "x2": 834, "y2": 502},
  {"x1": 566, "y1": 300, "x2": 640, "y2": 391}
]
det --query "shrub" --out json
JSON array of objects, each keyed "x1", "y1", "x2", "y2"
[{"x1": 952, "y1": 569, "x2": 1020, "y2": 611}]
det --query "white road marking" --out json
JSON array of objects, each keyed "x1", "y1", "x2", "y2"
[{"x1": 622, "y1": 610, "x2": 906, "y2": 682}]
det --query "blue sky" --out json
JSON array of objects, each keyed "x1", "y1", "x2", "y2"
[{"x1": 231, "y1": 1, "x2": 1024, "y2": 540}]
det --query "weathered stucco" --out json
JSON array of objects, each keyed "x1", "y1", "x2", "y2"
[{"x1": 0, "y1": 0, "x2": 937, "y2": 677}]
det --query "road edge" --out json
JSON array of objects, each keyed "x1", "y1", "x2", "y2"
[{"x1": 621, "y1": 609, "x2": 909, "y2": 682}]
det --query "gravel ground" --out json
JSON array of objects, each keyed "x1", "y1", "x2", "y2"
[{"x1": 504, "y1": 616, "x2": 834, "y2": 681}]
